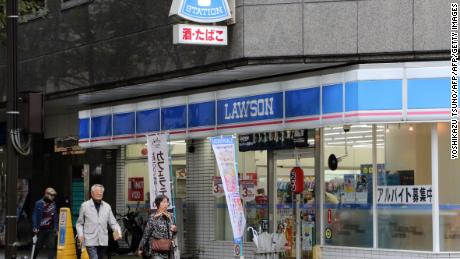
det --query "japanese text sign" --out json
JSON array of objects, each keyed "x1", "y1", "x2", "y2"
[
  {"x1": 173, "y1": 24, "x2": 227, "y2": 46},
  {"x1": 377, "y1": 185, "x2": 432, "y2": 205}
]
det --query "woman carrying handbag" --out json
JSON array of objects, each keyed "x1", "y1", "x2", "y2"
[{"x1": 137, "y1": 195, "x2": 177, "y2": 259}]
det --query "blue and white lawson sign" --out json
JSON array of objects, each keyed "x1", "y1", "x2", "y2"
[
  {"x1": 217, "y1": 93, "x2": 283, "y2": 125},
  {"x1": 170, "y1": 0, "x2": 232, "y2": 23}
]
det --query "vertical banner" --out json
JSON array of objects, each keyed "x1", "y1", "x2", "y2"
[
  {"x1": 210, "y1": 136, "x2": 246, "y2": 248},
  {"x1": 147, "y1": 134, "x2": 173, "y2": 210}
]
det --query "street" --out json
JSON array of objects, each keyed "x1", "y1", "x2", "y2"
[{"x1": 0, "y1": 249, "x2": 138, "y2": 259}]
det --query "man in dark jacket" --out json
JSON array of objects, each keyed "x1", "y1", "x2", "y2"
[{"x1": 32, "y1": 187, "x2": 58, "y2": 259}]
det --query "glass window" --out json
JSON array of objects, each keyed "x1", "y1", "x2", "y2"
[
  {"x1": 215, "y1": 150, "x2": 268, "y2": 241},
  {"x1": 125, "y1": 141, "x2": 186, "y2": 210},
  {"x1": 275, "y1": 151, "x2": 315, "y2": 258},
  {"x1": 377, "y1": 123, "x2": 432, "y2": 251},
  {"x1": 323, "y1": 125, "x2": 375, "y2": 247},
  {"x1": 438, "y1": 122, "x2": 460, "y2": 251}
]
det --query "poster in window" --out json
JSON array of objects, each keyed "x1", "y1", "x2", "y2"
[
  {"x1": 342, "y1": 174, "x2": 356, "y2": 204},
  {"x1": 128, "y1": 177, "x2": 144, "y2": 201}
]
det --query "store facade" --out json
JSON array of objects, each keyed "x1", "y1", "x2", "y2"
[{"x1": 78, "y1": 61, "x2": 456, "y2": 258}]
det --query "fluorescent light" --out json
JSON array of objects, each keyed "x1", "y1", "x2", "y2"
[
  {"x1": 324, "y1": 132, "x2": 341, "y2": 136},
  {"x1": 352, "y1": 144, "x2": 372, "y2": 148},
  {"x1": 354, "y1": 140, "x2": 373, "y2": 143}
]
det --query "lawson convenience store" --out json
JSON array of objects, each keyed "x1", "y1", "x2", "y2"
[{"x1": 78, "y1": 61, "x2": 460, "y2": 259}]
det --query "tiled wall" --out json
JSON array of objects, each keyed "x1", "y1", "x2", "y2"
[
  {"x1": 184, "y1": 139, "x2": 256, "y2": 258},
  {"x1": 116, "y1": 146, "x2": 126, "y2": 215},
  {"x1": 320, "y1": 246, "x2": 460, "y2": 259}
]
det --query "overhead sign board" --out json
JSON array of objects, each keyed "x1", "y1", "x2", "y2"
[
  {"x1": 170, "y1": 0, "x2": 232, "y2": 23},
  {"x1": 173, "y1": 24, "x2": 227, "y2": 46}
]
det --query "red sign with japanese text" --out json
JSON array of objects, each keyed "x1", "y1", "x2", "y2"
[
  {"x1": 173, "y1": 24, "x2": 227, "y2": 46},
  {"x1": 128, "y1": 177, "x2": 144, "y2": 201}
]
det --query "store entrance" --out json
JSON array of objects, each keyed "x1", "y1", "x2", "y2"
[{"x1": 274, "y1": 149, "x2": 316, "y2": 259}]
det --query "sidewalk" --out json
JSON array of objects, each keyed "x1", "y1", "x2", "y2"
[{"x1": 0, "y1": 249, "x2": 138, "y2": 259}]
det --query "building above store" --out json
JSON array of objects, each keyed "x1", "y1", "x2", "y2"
[{"x1": 45, "y1": 62, "x2": 342, "y2": 114}]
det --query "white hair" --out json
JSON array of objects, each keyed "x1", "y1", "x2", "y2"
[{"x1": 91, "y1": 184, "x2": 105, "y2": 192}]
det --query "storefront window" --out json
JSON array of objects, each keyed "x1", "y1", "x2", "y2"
[
  {"x1": 438, "y1": 122, "x2": 460, "y2": 251},
  {"x1": 377, "y1": 123, "x2": 432, "y2": 251},
  {"x1": 215, "y1": 150, "x2": 268, "y2": 241},
  {"x1": 125, "y1": 142, "x2": 186, "y2": 210},
  {"x1": 323, "y1": 125, "x2": 375, "y2": 247},
  {"x1": 275, "y1": 151, "x2": 315, "y2": 258}
]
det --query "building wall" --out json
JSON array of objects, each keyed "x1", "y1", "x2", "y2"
[
  {"x1": 0, "y1": 0, "x2": 451, "y2": 100},
  {"x1": 44, "y1": 111, "x2": 79, "y2": 138},
  {"x1": 185, "y1": 138, "x2": 256, "y2": 258},
  {"x1": 240, "y1": 0, "x2": 451, "y2": 57}
]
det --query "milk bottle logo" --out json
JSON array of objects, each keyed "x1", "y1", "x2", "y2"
[
  {"x1": 170, "y1": 0, "x2": 232, "y2": 23},
  {"x1": 198, "y1": 0, "x2": 211, "y2": 7}
]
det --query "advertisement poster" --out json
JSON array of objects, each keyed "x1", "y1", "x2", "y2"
[
  {"x1": 342, "y1": 174, "x2": 356, "y2": 204},
  {"x1": 147, "y1": 134, "x2": 173, "y2": 210},
  {"x1": 210, "y1": 136, "x2": 246, "y2": 244},
  {"x1": 212, "y1": 176, "x2": 225, "y2": 197},
  {"x1": 302, "y1": 221, "x2": 315, "y2": 251},
  {"x1": 355, "y1": 174, "x2": 368, "y2": 204},
  {"x1": 240, "y1": 180, "x2": 256, "y2": 201},
  {"x1": 128, "y1": 177, "x2": 144, "y2": 201}
]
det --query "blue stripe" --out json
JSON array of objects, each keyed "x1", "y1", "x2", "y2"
[
  {"x1": 346, "y1": 80, "x2": 402, "y2": 111},
  {"x1": 162, "y1": 105, "x2": 186, "y2": 130},
  {"x1": 322, "y1": 84, "x2": 343, "y2": 114},
  {"x1": 91, "y1": 115, "x2": 112, "y2": 138},
  {"x1": 377, "y1": 204, "x2": 432, "y2": 210},
  {"x1": 188, "y1": 101, "x2": 215, "y2": 127},
  {"x1": 324, "y1": 204, "x2": 372, "y2": 210},
  {"x1": 408, "y1": 78, "x2": 450, "y2": 109},
  {"x1": 79, "y1": 118, "x2": 90, "y2": 139},
  {"x1": 113, "y1": 112, "x2": 135, "y2": 135},
  {"x1": 136, "y1": 109, "x2": 160, "y2": 133},
  {"x1": 285, "y1": 87, "x2": 320, "y2": 117},
  {"x1": 440, "y1": 204, "x2": 460, "y2": 210}
]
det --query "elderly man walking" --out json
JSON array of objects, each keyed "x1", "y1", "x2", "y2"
[{"x1": 76, "y1": 184, "x2": 122, "y2": 259}]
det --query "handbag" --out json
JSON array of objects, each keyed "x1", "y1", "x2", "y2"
[
  {"x1": 151, "y1": 238, "x2": 173, "y2": 252},
  {"x1": 150, "y1": 215, "x2": 172, "y2": 252}
]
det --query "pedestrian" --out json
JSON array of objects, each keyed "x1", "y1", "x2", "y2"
[
  {"x1": 31, "y1": 187, "x2": 58, "y2": 259},
  {"x1": 76, "y1": 184, "x2": 122, "y2": 259},
  {"x1": 137, "y1": 195, "x2": 177, "y2": 259}
]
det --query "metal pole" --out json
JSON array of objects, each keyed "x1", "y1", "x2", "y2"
[
  {"x1": 5, "y1": 0, "x2": 19, "y2": 257},
  {"x1": 432, "y1": 124, "x2": 440, "y2": 252},
  {"x1": 372, "y1": 125, "x2": 378, "y2": 249},
  {"x1": 267, "y1": 150, "x2": 276, "y2": 233}
]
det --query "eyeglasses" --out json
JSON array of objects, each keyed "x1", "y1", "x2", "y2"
[{"x1": 46, "y1": 192, "x2": 56, "y2": 196}]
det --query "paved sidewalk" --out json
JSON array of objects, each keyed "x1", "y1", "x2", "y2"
[{"x1": 0, "y1": 249, "x2": 138, "y2": 259}]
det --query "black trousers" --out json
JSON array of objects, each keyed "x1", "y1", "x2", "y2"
[
  {"x1": 32, "y1": 229, "x2": 56, "y2": 259},
  {"x1": 87, "y1": 246, "x2": 106, "y2": 259}
]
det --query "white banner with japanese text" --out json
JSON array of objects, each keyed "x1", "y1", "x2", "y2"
[
  {"x1": 147, "y1": 134, "x2": 173, "y2": 210},
  {"x1": 210, "y1": 136, "x2": 246, "y2": 244},
  {"x1": 377, "y1": 185, "x2": 432, "y2": 204}
]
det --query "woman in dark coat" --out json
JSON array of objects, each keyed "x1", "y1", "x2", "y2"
[{"x1": 137, "y1": 195, "x2": 177, "y2": 259}]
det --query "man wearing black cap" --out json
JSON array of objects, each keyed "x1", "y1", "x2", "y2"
[{"x1": 31, "y1": 187, "x2": 58, "y2": 259}]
